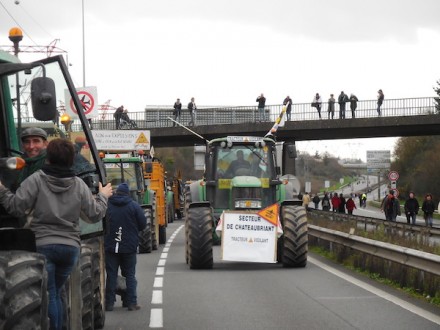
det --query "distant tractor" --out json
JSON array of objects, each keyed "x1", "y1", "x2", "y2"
[{"x1": 185, "y1": 136, "x2": 307, "y2": 269}]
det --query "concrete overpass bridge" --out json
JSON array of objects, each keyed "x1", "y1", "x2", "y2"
[{"x1": 25, "y1": 96, "x2": 439, "y2": 147}]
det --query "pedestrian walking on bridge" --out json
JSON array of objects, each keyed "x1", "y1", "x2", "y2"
[
  {"x1": 311, "y1": 93, "x2": 322, "y2": 119},
  {"x1": 421, "y1": 193, "x2": 435, "y2": 227},
  {"x1": 256, "y1": 93, "x2": 266, "y2": 122},
  {"x1": 173, "y1": 98, "x2": 182, "y2": 127},
  {"x1": 377, "y1": 89, "x2": 384, "y2": 116},
  {"x1": 338, "y1": 91, "x2": 348, "y2": 119},
  {"x1": 349, "y1": 94, "x2": 358, "y2": 118},
  {"x1": 188, "y1": 97, "x2": 197, "y2": 126},
  {"x1": 404, "y1": 192, "x2": 419, "y2": 225},
  {"x1": 328, "y1": 94, "x2": 335, "y2": 119}
]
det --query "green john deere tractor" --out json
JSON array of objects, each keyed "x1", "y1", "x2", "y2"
[{"x1": 185, "y1": 135, "x2": 307, "y2": 269}]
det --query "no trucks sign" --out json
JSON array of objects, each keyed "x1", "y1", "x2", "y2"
[{"x1": 217, "y1": 209, "x2": 281, "y2": 263}]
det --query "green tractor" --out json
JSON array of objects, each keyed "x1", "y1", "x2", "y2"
[
  {"x1": 101, "y1": 155, "x2": 158, "y2": 253},
  {"x1": 185, "y1": 135, "x2": 307, "y2": 269},
  {"x1": 0, "y1": 51, "x2": 108, "y2": 328}
]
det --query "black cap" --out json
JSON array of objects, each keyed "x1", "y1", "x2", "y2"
[{"x1": 21, "y1": 127, "x2": 48, "y2": 141}]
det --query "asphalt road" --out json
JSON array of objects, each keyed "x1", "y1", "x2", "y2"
[{"x1": 104, "y1": 221, "x2": 440, "y2": 330}]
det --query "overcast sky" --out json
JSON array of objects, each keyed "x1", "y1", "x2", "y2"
[{"x1": 1, "y1": 0, "x2": 439, "y2": 161}]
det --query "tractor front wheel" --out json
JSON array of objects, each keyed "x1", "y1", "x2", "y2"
[
  {"x1": 279, "y1": 205, "x2": 308, "y2": 268},
  {"x1": 187, "y1": 206, "x2": 213, "y2": 269}
]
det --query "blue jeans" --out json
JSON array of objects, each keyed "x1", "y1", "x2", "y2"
[
  {"x1": 105, "y1": 252, "x2": 138, "y2": 307},
  {"x1": 258, "y1": 107, "x2": 265, "y2": 121},
  {"x1": 37, "y1": 244, "x2": 80, "y2": 330}
]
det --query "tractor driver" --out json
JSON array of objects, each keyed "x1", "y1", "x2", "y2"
[
  {"x1": 225, "y1": 150, "x2": 250, "y2": 177},
  {"x1": 18, "y1": 127, "x2": 49, "y2": 186}
]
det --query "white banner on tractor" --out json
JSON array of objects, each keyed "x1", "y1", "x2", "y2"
[
  {"x1": 91, "y1": 130, "x2": 150, "y2": 151},
  {"x1": 216, "y1": 205, "x2": 282, "y2": 263}
]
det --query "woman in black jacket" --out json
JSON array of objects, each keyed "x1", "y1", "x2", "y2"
[{"x1": 404, "y1": 191, "x2": 419, "y2": 225}]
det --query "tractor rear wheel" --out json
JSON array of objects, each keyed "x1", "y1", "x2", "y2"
[
  {"x1": 0, "y1": 251, "x2": 48, "y2": 330},
  {"x1": 187, "y1": 206, "x2": 213, "y2": 269},
  {"x1": 279, "y1": 205, "x2": 308, "y2": 268},
  {"x1": 159, "y1": 225, "x2": 167, "y2": 245},
  {"x1": 138, "y1": 208, "x2": 153, "y2": 253},
  {"x1": 80, "y1": 245, "x2": 94, "y2": 330}
]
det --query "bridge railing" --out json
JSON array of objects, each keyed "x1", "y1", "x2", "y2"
[{"x1": 19, "y1": 96, "x2": 438, "y2": 131}]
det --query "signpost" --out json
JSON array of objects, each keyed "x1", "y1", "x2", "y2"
[{"x1": 367, "y1": 150, "x2": 391, "y2": 201}]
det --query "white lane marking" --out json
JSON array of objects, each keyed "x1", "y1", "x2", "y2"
[
  {"x1": 149, "y1": 308, "x2": 163, "y2": 328},
  {"x1": 151, "y1": 290, "x2": 163, "y2": 304},
  {"x1": 309, "y1": 256, "x2": 440, "y2": 325},
  {"x1": 150, "y1": 224, "x2": 184, "y2": 328},
  {"x1": 153, "y1": 277, "x2": 163, "y2": 288}
]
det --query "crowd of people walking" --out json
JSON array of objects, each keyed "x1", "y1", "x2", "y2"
[{"x1": 302, "y1": 188, "x2": 436, "y2": 227}]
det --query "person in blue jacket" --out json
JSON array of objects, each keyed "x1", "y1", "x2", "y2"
[{"x1": 105, "y1": 182, "x2": 146, "y2": 311}]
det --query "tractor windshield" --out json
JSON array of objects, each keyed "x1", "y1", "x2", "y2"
[
  {"x1": 104, "y1": 161, "x2": 144, "y2": 202},
  {"x1": 211, "y1": 143, "x2": 276, "y2": 210}
]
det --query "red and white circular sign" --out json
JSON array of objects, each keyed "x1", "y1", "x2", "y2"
[
  {"x1": 388, "y1": 171, "x2": 399, "y2": 181},
  {"x1": 70, "y1": 90, "x2": 95, "y2": 115}
]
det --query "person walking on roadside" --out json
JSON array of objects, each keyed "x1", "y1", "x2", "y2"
[
  {"x1": 349, "y1": 94, "x2": 359, "y2": 118},
  {"x1": 338, "y1": 193, "x2": 346, "y2": 213},
  {"x1": 0, "y1": 138, "x2": 112, "y2": 330},
  {"x1": 283, "y1": 95, "x2": 292, "y2": 121},
  {"x1": 312, "y1": 193, "x2": 320, "y2": 209},
  {"x1": 187, "y1": 97, "x2": 197, "y2": 126},
  {"x1": 312, "y1": 93, "x2": 322, "y2": 119},
  {"x1": 338, "y1": 91, "x2": 348, "y2": 119},
  {"x1": 173, "y1": 98, "x2": 182, "y2": 127},
  {"x1": 331, "y1": 192, "x2": 340, "y2": 213},
  {"x1": 404, "y1": 191, "x2": 420, "y2": 225},
  {"x1": 256, "y1": 93, "x2": 266, "y2": 122},
  {"x1": 328, "y1": 94, "x2": 335, "y2": 119},
  {"x1": 381, "y1": 190, "x2": 401, "y2": 221},
  {"x1": 321, "y1": 192, "x2": 331, "y2": 211},
  {"x1": 377, "y1": 89, "x2": 384, "y2": 116},
  {"x1": 105, "y1": 183, "x2": 147, "y2": 312},
  {"x1": 346, "y1": 196, "x2": 356, "y2": 215},
  {"x1": 421, "y1": 193, "x2": 435, "y2": 227},
  {"x1": 302, "y1": 192, "x2": 311, "y2": 209}
]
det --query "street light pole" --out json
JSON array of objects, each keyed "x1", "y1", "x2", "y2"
[{"x1": 82, "y1": 0, "x2": 86, "y2": 87}]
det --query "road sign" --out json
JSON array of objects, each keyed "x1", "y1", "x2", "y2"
[
  {"x1": 388, "y1": 171, "x2": 399, "y2": 181},
  {"x1": 64, "y1": 86, "x2": 99, "y2": 119},
  {"x1": 367, "y1": 150, "x2": 390, "y2": 169},
  {"x1": 391, "y1": 188, "x2": 399, "y2": 198}
]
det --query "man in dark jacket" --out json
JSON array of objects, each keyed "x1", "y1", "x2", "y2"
[
  {"x1": 404, "y1": 191, "x2": 419, "y2": 225},
  {"x1": 381, "y1": 190, "x2": 401, "y2": 221},
  {"x1": 283, "y1": 96, "x2": 292, "y2": 121},
  {"x1": 338, "y1": 91, "x2": 348, "y2": 119},
  {"x1": 105, "y1": 183, "x2": 146, "y2": 311}
]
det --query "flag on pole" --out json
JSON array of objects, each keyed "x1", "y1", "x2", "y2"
[{"x1": 265, "y1": 105, "x2": 287, "y2": 137}]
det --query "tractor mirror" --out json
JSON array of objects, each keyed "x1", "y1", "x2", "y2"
[
  {"x1": 31, "y1": 77, "x2": 57, "y2": 121},
  {"x1": 286, "y1": 144, "x2": 297, "y2": 158}
]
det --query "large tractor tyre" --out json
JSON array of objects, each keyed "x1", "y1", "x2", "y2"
[
  {"x1": 184, "y1": 187, "x2": 192, "y2": 264},
  {"x1": 87, "y1": 238, "x2": 105, "y2": 329},
  {"x1": 159, "y1": 225, "x2": 167, "y2": 245},
  {"x1": 279, "y1": 205, "x2": 308, "y2": 268},
  {"x1": 0, "y1": 251, "x2": 49, "y2": 330},
  {"x1": 80, "y1": 245, "x2": 94, "y2": 330},
  {"x1": 187, "y1": 206, "x2": 213, "y2": 269},
  {"x1": 138, "y1": 208, "x2": 153, "y2": 253}
]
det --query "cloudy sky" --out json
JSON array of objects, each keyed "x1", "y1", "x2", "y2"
[{"x1": 1, "y1": 0, "x2": 439, "y2": 160}]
